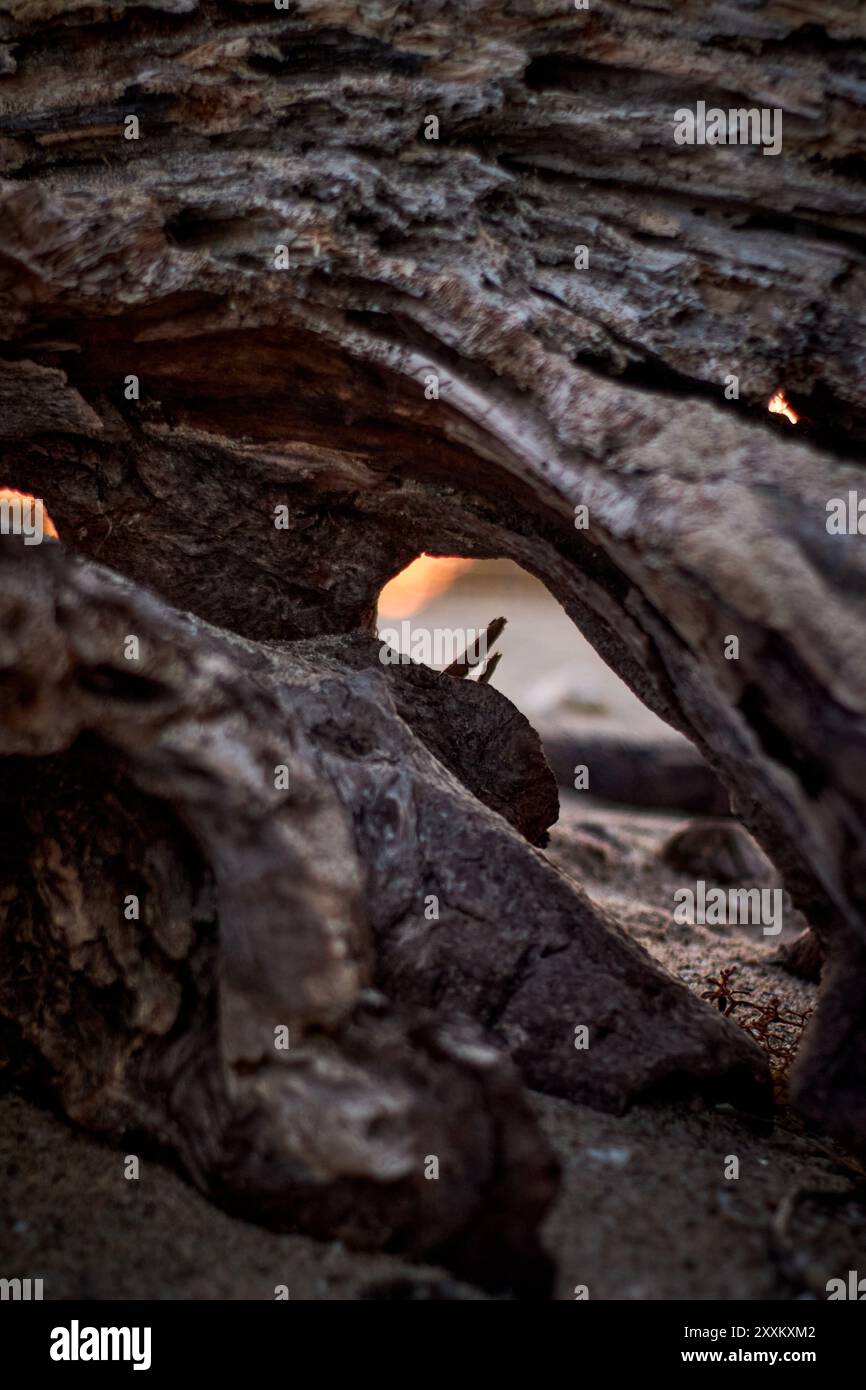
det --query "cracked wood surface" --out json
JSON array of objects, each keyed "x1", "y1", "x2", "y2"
[
  {"x1": 0, "y1": 3, "x2": 864, "y2": 1196},
  {"x1": 0, "y1": 541, "x2": 771, "y2": 1289}
]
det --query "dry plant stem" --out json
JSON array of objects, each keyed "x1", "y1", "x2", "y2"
[{"x1": 443, "y1": 616, "x2": 507, "y2": 679}]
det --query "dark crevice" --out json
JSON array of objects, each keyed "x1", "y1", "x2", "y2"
[
  {"x1": 738, "y1": 686, "x2": 827, "y2": 800},
  {"x1": 163, "y1": 209, "x2": 286, "y2": 252},
  {"x1": 741, "y1": 22, "x2": 866, "y2": 60},
  {"x1": 0, "y1": 92, "x2": 176, "y2": 137},
  {"x1": 77, "y1": 665, "x2": 172, "y2": 704},
  {"x1": 245, "y1": 28, "x2": 424, "y2": 79},
  {"x1": 735, "y1": 210, "x2": 866, "y2": 258}
]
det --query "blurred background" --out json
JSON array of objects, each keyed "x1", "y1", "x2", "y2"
[{"x1": 377, "y1": 555, "x2": 674, "y2": 741}]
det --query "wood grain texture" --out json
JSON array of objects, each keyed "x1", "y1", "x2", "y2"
[
  {"x1": 0, "y1": 2, "x2": 864, "y2": 1204},
  {"x1": 0, "y1": 541, "x2": 773, "y2": 1288}
]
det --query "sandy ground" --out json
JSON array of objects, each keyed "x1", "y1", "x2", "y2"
[
  {"x1": 1, "y1": 804, "x2": 862, "y2": 1303},
  {"x1": 1, "y1": 562, "x2": 862, "y2": 1300}
]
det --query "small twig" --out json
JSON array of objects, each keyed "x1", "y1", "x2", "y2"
[
  {"x1": 477, "y1": 650, "x2": 502, "y2": 685},
  {"x1": 444, "y1": 616, "x2": 506, "y2": 679}
]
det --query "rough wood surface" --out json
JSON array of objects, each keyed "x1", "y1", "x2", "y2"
[
  {"x1": 0, "y1": 0, "x2": 864, "y2": 1223},
  {"x1": 0, "y1": 540, "x2": 773, "y2": 1287}
]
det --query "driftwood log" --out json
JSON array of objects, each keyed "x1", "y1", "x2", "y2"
[
  {"x1": 0, "y1": 0, "x2": 865, "y2": 1280},
  {"x1": 0, "y1": 539, "x2": 769, "y2": 1291}
]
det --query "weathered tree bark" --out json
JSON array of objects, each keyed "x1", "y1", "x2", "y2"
[
  {"x1": 0, "y1": 539, "x2": 769, "y2": 1288},
  {"x1": 0, "y1": 0, "x2": 865, "y2": 1256}
]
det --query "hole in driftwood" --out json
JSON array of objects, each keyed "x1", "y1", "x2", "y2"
[
  {"x1": 374, "y1": 553, "x2": 814, "y2": 1087},
  {"x1": 376, "y1": 554, "x2": 721, "y2": 812}
]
